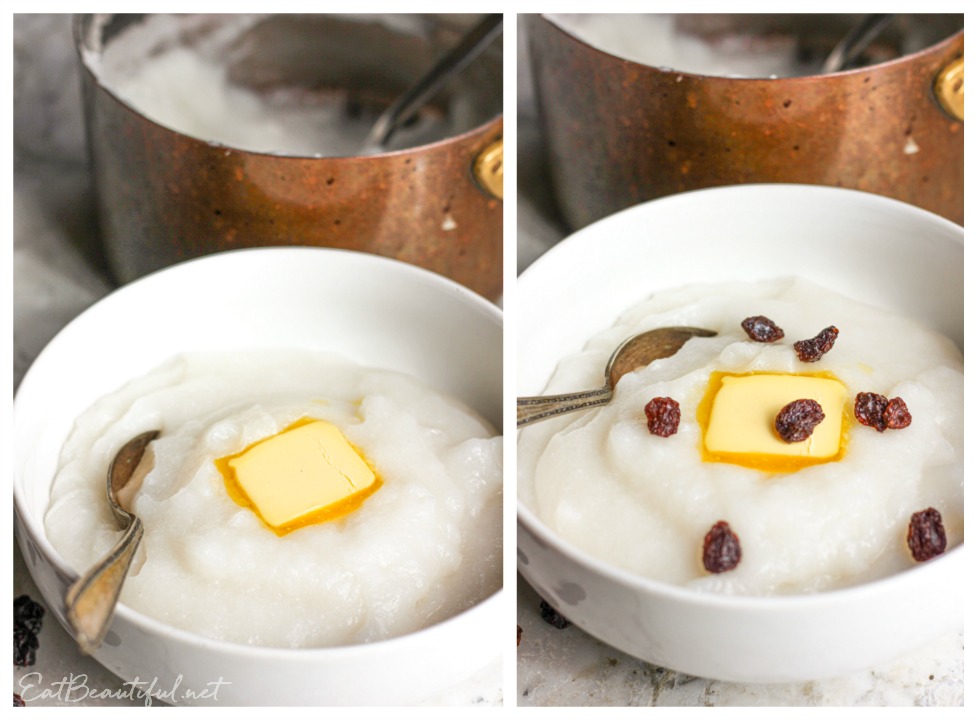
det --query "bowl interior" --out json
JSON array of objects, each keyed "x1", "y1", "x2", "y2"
[
  {"x1": 516, "y1": 184, "x2": 963, "y2": 679},
  {"x1": 519, "y1": 184, "x2": 962, "y2": 396},
  {"x1": 16, "y1": 246, "x2": 503, "y2": 581}
]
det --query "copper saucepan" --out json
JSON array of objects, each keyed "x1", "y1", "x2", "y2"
[
  {"x1": 527, "y1": 13, "x2": 963, "y2": 229},
  {"x1": 75, "y1": 14, "x2": 503, "y2": 299}
]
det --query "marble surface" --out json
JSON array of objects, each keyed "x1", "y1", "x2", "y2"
[
  {"x1": 513, "y1": 14, "x2": 964, "y2": 708},
  {"x1": 11, "y1": 13, "x2": 500, "y2": 707}
]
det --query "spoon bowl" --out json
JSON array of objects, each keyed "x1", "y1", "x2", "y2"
[
  {"x1": 516, "y1": 326, "x2": 716, "y2": 427},
  {"x1": 65, "y1": 430, "x2": 160, "y2": 654}
]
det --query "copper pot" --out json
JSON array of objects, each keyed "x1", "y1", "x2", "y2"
[
  {"x1": 75, "y1": 14, "x2": 503, "y2": 299},
  {"x1": 527, "y1": 14, "x2": 963, "y2": 229}
]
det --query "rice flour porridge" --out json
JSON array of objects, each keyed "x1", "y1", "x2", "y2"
[
  {"x1": 84, "y1": 14, "x2": 456, "y2": 156},
  {"x1": 46, "y1": 351, "x2": 502, "y2": 648},
  {"x1": 546, "y1": 14, "x2": 822, "y2": 78},
  {"x1": 518, "y1": 277, "x2": 963, "y2": 595}
]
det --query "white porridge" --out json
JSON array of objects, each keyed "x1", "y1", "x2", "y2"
[
  {"x1": 546, "y1": 14, "x2": 821, "y2": 78},
  {"x1": 46, "y1": 351, "x2": 502, "y2": 648},
  {"x1": 83, "y1": 15, "x2": 457, "y2": 156},
  {"x1": 518, "y1": 277, "x2": 963, "y2": 594}
]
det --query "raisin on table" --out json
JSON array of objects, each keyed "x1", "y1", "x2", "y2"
[
  {"x1": 13, "y1": 595, "x2": 45, "y2": 668},
  {"x1": 540, "y1": 600, "x2": 572, "y2": 629}
]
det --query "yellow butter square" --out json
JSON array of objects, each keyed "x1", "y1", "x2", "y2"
[
  {"x1": 224, "y1": 419, "x2": 378, "y2": 530},
  {"x1": 704, "y1": 374, "x2": 847, "y2": 460}
]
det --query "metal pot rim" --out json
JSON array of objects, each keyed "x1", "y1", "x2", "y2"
[
  {"x1": 72, "y1": 13, "x2": 503, "y2": 160},
  {"x1": 538, "y1": 13, "x2": 964, "y2": 82}
]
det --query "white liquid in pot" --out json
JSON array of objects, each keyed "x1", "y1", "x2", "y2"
[
  {"x1": 85, "y1": 14, "x2": 465, "y2": 156},
  {"x1": 547, "y1": 14, "x2": 823, "y2": 78}
]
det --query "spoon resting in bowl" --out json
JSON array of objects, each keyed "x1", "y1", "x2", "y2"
[
  {"x1": 517, "y1": 327, "x2": 716, "y2": 427},
  {"x1": 65, "y1": 430, "x2": 160, "y2": 654}
]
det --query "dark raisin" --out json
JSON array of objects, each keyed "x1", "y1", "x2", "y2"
[
  {"x1": 517, "y1": 625, "x2": 523, "y2": 646},
  {"x1": 884, "y1": 397, "x2": 912, "y2": 430},
  {"x1": 793, "y1": 326, "x2": 839, "y2": 362},
  {"x1": 14, "y1": 596, "x2": 45, "y2": 636},
  {"x1": 540, "y1": 600, "x2": 572, "y2": 629},
  {"x1": 907, "y1": 507, "x2": 946, "y2": 562},
  {"x1": 644, "y1": 396, "x2": 680, "y2": 437},
  {"x1": 775, "y1": 399, "x2": 825, "y2": 443},
  {"x1": 14, "y1": 694, "x2": 25, "y2": 707},
  {"x1": 702, "y1": 521, "x2": 742, "y2": 573},
  {"x1": 13, "y1": 595, "x2": 44, "y2": 668},
  {"x1": 854, "y1": 392, "x2": 889, "y2": 432},
  {"x1": 13, "y1": 626, "x2": 39, "y2": 667},
  {"x1": 741, "y1": 315, "x2": 785, "y2": 343}
]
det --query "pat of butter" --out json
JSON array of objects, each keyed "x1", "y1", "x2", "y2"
[
  {"x1": 704, "y1": 373, "x2": 847, "y2": 460},
  {"x1": 219, "y1": 419, "x2": 379, "y2": 532}
]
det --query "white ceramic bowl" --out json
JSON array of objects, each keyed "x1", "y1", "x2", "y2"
[
  {"x1": 517, "y1": 184, "x2": 963, "y2": 683},
  {"x1": 15, "y1": 247, "x2": 503, "y2": 705}
]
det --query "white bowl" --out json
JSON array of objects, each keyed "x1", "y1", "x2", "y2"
[
  {"x1": 15, "y1": 247, "x2": 503, "y2": 705},
  {"x1": 517, "y1": 184, "x2": 963, "y2": 683}
]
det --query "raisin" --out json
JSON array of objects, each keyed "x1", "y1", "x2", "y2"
[
  {"x1": 907, "y1": 508, "x2": 946, "y2": 562},
  {"x1": 854, "y1": 391, "x2": 889, "y2": 432},
  {"x1": 540, "y1": 600, "x2": 572, "y2": 629},
  {"x1": 14, "y1": 596, "x2": 45, "y2": 636},
  {"x1": 702, "y1": 521, "x2": 742, "y2": 573},
  {"x1": 517, "y1": 625, "x2": 523, "y2": 646},
  {"x1": 883, "y1": 397, "x2": 912, "y2": 430},
  {"x1": 13, "y1": 595, "x2": 44, "y2": 668},
  {"x1": 741, "y1": 315, "x2": 784, "y2": 343},
  {"x1": 775, "y1": 399, "x2": 825, "y2": 443},
  {"x1": 644, "y1": 396, "x2": 680, "y2": 437},
  {"x1": 855, "y1": 392, "x2": 912, "y2": 433},
  {"x1": 14, "y1": 694, "x2": 25, "y2": 708},
  {"x1": 13, "y1": 626, "x2": 39, "y2": 668},
  {"x1": 793, "y1": 326, "x2": 839, "y2": 362}
]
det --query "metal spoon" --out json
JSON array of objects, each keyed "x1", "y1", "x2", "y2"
[
  {"x1": 822, "y1": 14, "x2": 896, "y2": 74},
  {"x1": 517, "y1": 327, "x2": 716, "y2": 427},
  {"x1": 65, "y1": 430, "x2": 160, "y2": 655},
  {"x1": 361, "y1": 13, "x2": 503, "y2": 152}
]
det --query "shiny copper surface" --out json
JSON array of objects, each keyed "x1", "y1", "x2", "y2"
[
  {"x1": 528, "y1": 14, "x2": 963, "y2": 228},
  {"x1": 76, "y1": 15, "x2": 503, "y2": 299}
]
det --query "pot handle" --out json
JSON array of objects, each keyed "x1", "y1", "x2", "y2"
[
  {"x1": 934, "y1": 57, "x2": 964, "y2": 122},
  {"x1": 473, "y1": 137, "x2": 503, "y2": 200}
]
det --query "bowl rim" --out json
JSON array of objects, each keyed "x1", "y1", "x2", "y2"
[
  {"x1": 517, "y1": 183, "x2": 964, "y2": 609},
  {"x1": 14, "y1": 245, "x2": 504, "y2": 657}
]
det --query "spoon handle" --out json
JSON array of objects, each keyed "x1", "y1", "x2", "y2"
[
  {"x1": 517, "y1": 386, "x2": 613, "y2": 427},
  {"x1": 363, "y1": 13, "x2": 503, "y2": 151},
  {"x1": 65, "y1": 517, "x2": 144, "y2": 655}
]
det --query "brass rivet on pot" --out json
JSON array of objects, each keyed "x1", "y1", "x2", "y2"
[
  {"x1": 473, "y1": 138, "x2": 503, "y2": 200},
  {"x1": 934, "y1": 57, "x2": 964, "y2": 122}
]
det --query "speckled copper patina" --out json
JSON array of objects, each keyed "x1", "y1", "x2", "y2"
[
  {"x1": 75, "y1": 14, "x2": 503, "y2": 299},
  {"x1": 528, "y1": 14, "x2": 963, "y2": 229}
]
